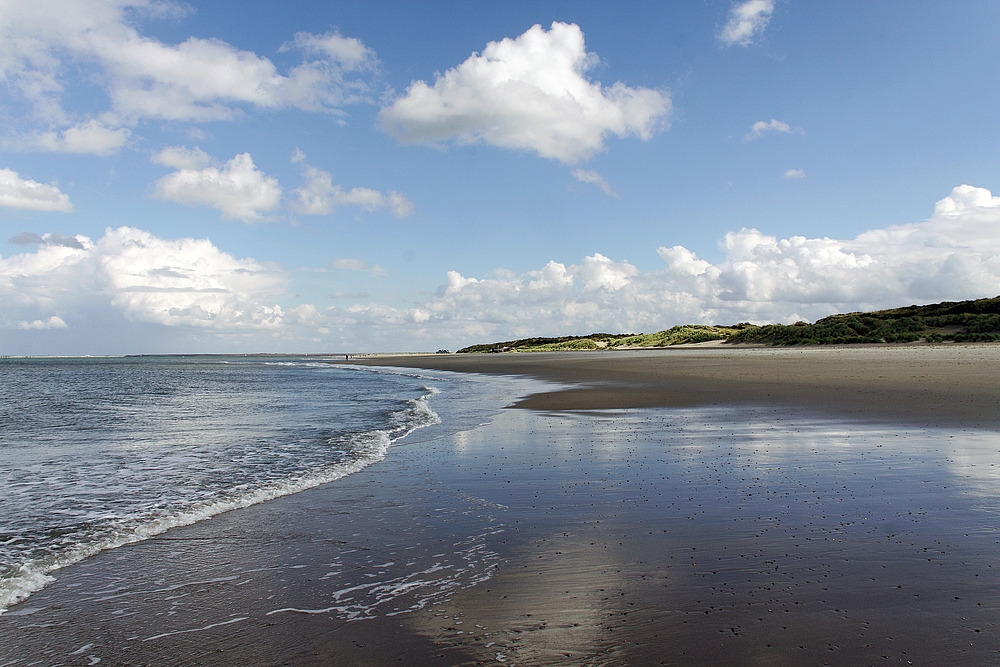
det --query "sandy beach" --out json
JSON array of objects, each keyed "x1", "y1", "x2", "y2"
[
  {"x1": 3, "y1": 345, "x2": 1000, "y2": 666},
  {"x1": 352, "y1": 344, "x2": 1000, "y2": 428}
]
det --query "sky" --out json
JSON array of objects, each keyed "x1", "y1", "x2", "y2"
[{"x1": 2, "y1": 0, "x2": 1000, "y2": 354}]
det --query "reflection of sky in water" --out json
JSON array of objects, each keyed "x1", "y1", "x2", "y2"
[
  {"x1": 459, "y1": 406, "x2": 1000, "y2": 508},
  {"x1": 434, "y1": 406, "x2": 1000, "y2": 665},
  {"x1": 936, "y1": 431, "x2": 1000, "y2": 502}
]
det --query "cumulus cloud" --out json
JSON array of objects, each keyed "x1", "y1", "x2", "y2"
[
  {"x1": 744, "y1": 119, "x2": 801, "y2": 142},
  {"x1": 0, "y1": 226, "x2": 287, "y2": 330},
  {"x1": 784, "y1": 168, "x2": 806, "y2": 179},
  {"x1": 0, "y1": 1, "x2": 378, "y2": 146},
  {"x1": 33, "y1": 119, "x2": 130, "y2": 155},
  {"x1": 0, "y1": 168, "x2": 73, "y2": 212},
  {"x1": 153, "y1": 152, "x2": 281, "y2": 221},
  {"x1": 378, "y1": 22, "x2": 671, "y2": 164},
  {"x1": 6, "y1": 185, "x2": 1000, "y2": 352},
  {"x1": 572, "y1": 169, "x2": 616, "y2": 196},
  {"x1": 17, "y1": 315, "x2": 67, "y2": 329},
  {"x1": 720, "y1": 0, "x2": 775, "y2": 47},
  {"x1": 291, "y1": 160, "x2": 413, "y2": 218},
  {"x1": 384, "y1": 184, "x2": 1000, "y2": 343}
]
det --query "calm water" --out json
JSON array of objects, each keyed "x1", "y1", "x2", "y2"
[{"x1": 0, "y1": 356, "x2": 514, "y2": 613}]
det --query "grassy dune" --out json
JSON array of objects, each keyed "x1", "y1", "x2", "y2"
[
  {"x1": 456, "y1": 296, "x2": 1000, "y2": 352},
  {"x1": 731, "y1": 296, "x2": 1000, "y2": 345},
  {"x1": 456, "y1": 325, "x2": 747, "y2": 353}
]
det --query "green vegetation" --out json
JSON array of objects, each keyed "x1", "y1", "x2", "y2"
[
  {"x1": 456, "y1": 296, "x2": 1000, "y2": 352},
  {"x1": 612, "y1": 325, "x2": 747, "y2": 348},
  {"x1": 730, "y1": 296, "x2": 1000, "y2": 345},
  {"x1": 456, "y1": 324, "x2": 747, "y2": 353}
]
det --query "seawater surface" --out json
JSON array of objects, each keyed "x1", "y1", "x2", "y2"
[{"x1": 0, "y1": 355, "x2": 519, "y2": 613}]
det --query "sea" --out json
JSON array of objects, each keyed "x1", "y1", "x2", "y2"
[{"x1": 0, "y1": 355, "x2": 521, "y2": 614}]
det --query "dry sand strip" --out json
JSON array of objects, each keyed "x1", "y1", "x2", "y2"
[{"x1": 351, "y1": 344, "x2": 1000, "y2": 429}]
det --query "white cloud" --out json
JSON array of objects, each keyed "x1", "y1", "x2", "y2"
[
  {"x1": 5, "y1": 185, "x2": 1000, "y2": 352},
  {"x1": 744, "y1": 119, "x2": 801, "y2": 142},
  {"x1": 330, "y1": 258, "x2": 387, "y2": 277},
  {"x1": 330, "y1": 186, "x2": 383, "y2": 211},
  {"x1": 34, "y1": 120, "x2": 130, "y2": 155},
  {"x1": 931, "y1": 183, "x2": 1000, "y2": 215},
  {"x1": 0, "y1": 168, "x2": 73, "y2": 212},
  {"x1": 330, "y1": 258, "x2": 369, "y2": 272},
  {"x1": 572, "y1": 169, "x2": 616, "y2": 196},
  {"x1": 0, "y1": 226, "x2": 287, "y2": 330},
  {"x1": 784, "y1": 168, "x2": 806, "y2": 179},
  {"x1": 386, "y1": 192, "x2": 415, "y2": 219},
  {"x1": 720, "y1": 0, "x2": 775, "y2": 47},
  {"x1": 381, "y1": 184, "x2": 1000, "y2": 344},
  {"x1": 378, "y1": 22, "x2": 671, "y2": 164},
  {"x1": 153, "y1": 152, "x2": 281, "y2": 221},
  {"x1": 284, "y1": 31, "x2": 376, "y2": 71},
  {"x1": 17, "y1": 315, "x2": 66, "y2": 329},
  {"x1": 579, "y1": 253, "x2": 639, "y2": 290},
  {"x1": 291, "y1": 162, "x2": 413, "y2": 218},
  {"x1": 0, "y1": 1, "x2": 378, "y2": 143},
  {"x1": 152, "y1": 145, "x2": 215, "y2": 170},
  {"x1": 151, "y1": 148, "x2": 413, "y2": 222}
]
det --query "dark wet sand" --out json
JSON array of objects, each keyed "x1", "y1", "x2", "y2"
[{"x1": 4, "y1": 346, "x2": 1000, "y2": 666}]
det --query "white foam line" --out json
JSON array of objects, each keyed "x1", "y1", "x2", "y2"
[
  {"x1": 266, "y1": 606, "x2": 340, "y2": 616},
  {"x1": 142, "y1": 616, "x2": 248, "y2": 641},
  {"x1": 330, "y1": 364, "x2": 444, "y2": 382},
  {"x1": 91, "y1": 576, "x2": 241, "y2": 602},
  {"x1": 1, "y1": 388, "x2": 442, "y2": 615}
]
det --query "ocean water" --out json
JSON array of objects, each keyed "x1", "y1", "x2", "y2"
[{"x1": 0, "y1": 355, "x2": 517, "y2": 614}]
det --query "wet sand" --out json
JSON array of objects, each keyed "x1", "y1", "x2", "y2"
[
  {"x1": 351, "y1": 345, "x2": 1000, "y2": 429},
  {"x1": 4, "y1": 346, "x2": 1000, "y2": 666}
]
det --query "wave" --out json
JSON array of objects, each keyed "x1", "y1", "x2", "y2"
[{"x1": 0, "y1": 390, "x2": 441, "y2": 615}]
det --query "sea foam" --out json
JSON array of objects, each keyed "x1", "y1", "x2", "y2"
[{"x1": 0, "y1": 361, "x2": 441, "y2": 615}]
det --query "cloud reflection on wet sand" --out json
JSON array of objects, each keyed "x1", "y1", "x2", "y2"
[{"x1": 411, "y1": 408, "x2": 1000, "y2": 665}]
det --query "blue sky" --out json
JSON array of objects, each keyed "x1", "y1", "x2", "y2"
[{"x1": 2, "y1": 0, "x2": 1000, "y2": 354}]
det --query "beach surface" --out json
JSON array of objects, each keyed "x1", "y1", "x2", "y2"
[
  {"x1": 4, "y1": 345, "x2": 1000, "y2": 666},
  {"x1": 351, "y1": 344, "x2": 1000, "y2": 428}
]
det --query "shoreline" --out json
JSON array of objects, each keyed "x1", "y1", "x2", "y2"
[
  {"x1": 348, "y1": 345, "x2": 1000, "y2": 429},
  {"x1": 5, "y1": 349, "x2": 1000, "y2": 664}
]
